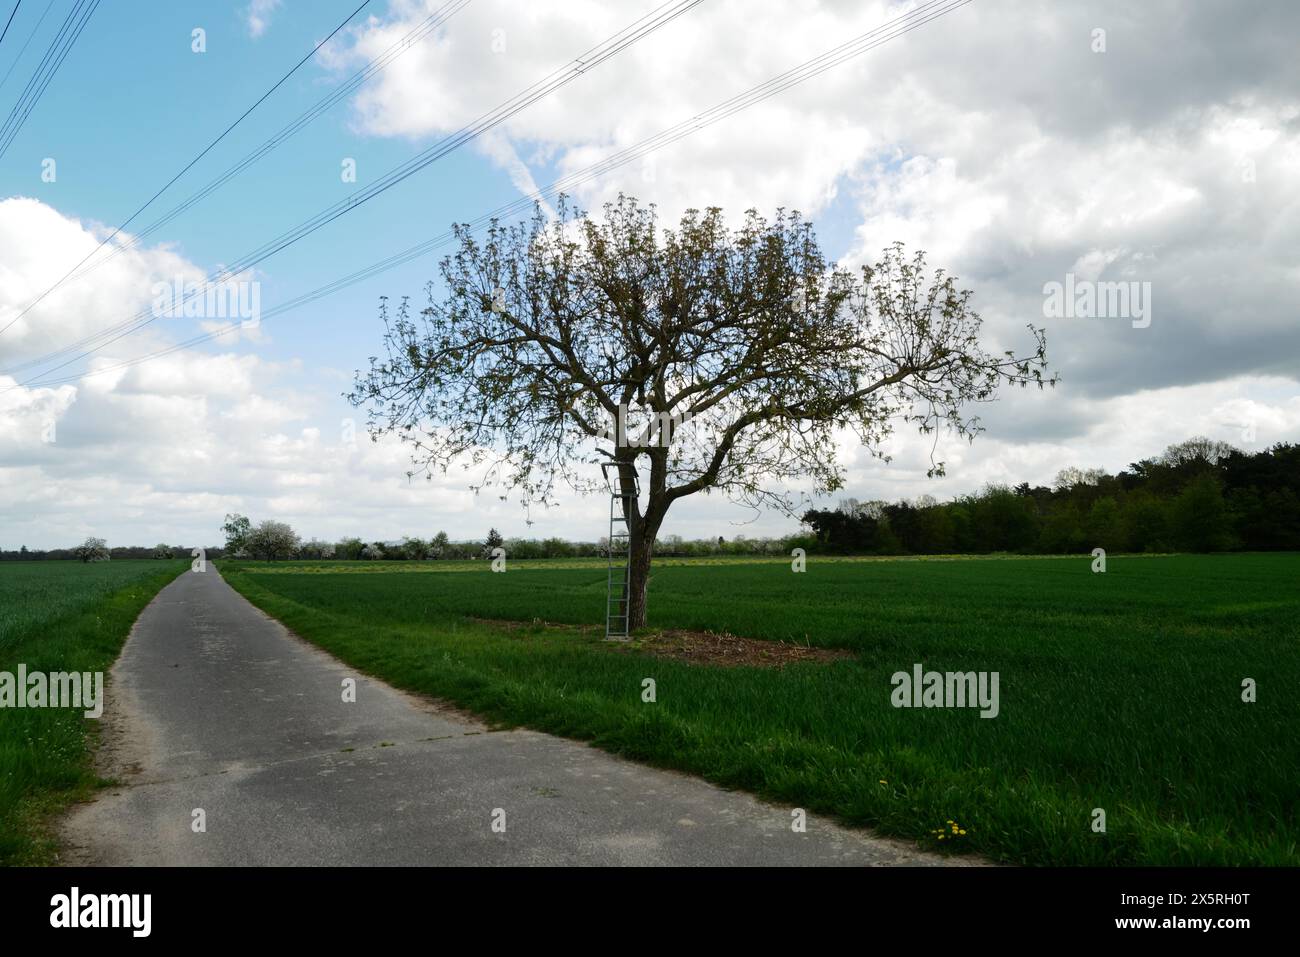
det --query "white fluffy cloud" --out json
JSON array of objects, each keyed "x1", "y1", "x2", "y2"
[
  {"x1": 0, "y1": 199, "x2": 482, "y2": 548},
  {"x1": 0, "y1": 197, "x2": 202, "y2": 368},
  {"x1": 333, "y1": 0, "x2": 1300, "y2": 396},
  {"x1": 0, "y1": 348, "x2": 498, "y2": 549},
  {"x1": 338, "y1": 0, "x2": 889, "y2": 219},
  {"x1": 245, "y1": 0, "x2": 283, "y2": 40}
]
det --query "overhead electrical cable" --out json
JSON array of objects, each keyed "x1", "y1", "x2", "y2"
[
  {"x1": 0, "y1": 0, "x2": 54, "y2": 98},
  {"x1": 0, "y1": 0, "x2": 100, "y2": 160},
  {"x1": 1, "y1": 0, "x2": 704, "y2": 385},
  {"x1": 0, "y1": 2, "x2": 22, "y2": 51},
  {"x1": 12, "y1": 0, "x2": 975, "y2": 392},
  {"x1": 2, "y1": 0, "x2": 472, "y2": 328},
  {"x1": 0, "y1": 0, "x2": 378, "y2": 339}
]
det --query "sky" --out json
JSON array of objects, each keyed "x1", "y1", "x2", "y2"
[{"x1": 1, "y1": 0, "x2": 1298, "y2": 550}]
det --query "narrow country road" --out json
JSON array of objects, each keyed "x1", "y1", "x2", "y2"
[{"x1": 60, "y1": 566, "x2": 956, "y2": 866}]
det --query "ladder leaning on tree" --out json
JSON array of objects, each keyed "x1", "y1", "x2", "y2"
[{"x1": 601, "y1": 462, "x2": 637, "y2": 640}]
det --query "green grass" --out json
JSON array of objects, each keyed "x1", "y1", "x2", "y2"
[
  {"x1": 0, "y1": 560, "x2": 187, "y2": 864},
  {"x1": 222, "y1": 552, "x2": 1300, "y2": 866}
]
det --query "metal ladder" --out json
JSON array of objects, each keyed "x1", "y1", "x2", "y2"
[{"x1": 601, "y1": 462, "x2": 638, "y2": 639}]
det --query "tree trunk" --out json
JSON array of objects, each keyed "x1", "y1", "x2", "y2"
[
  {"x1": 624, "y1": 500, "x2": 663, "y2": 633},
  {"x1": 611, "y1": 448, "x2": 667, "y2": 634},
  {"x1": 625, "y1": 533, "x2": 654, "y2": 632}
]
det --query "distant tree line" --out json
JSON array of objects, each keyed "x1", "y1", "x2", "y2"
[
  {"x1": 4, "y1": 438, "x2": 1295, "y2": 562},
  {"x1": 801, "y1": 438, "x2": 1300, "y2": 555},
  {"x1": 0, "y1": 539, "x2": 228, "y2": 562},
  {"x1": 217, "y1": 518, "x2": 609, "y2": 562}
]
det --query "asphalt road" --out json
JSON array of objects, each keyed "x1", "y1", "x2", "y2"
[{"x1": 60, "y1": 566, "x2": 955, "y2": 866}]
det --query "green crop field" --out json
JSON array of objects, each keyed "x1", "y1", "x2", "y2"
[
  {"x1": 221, "y1": 552, "x2": 1300, "y2": 866},
  {"x1": 0, "y1": 560, "x2": 187, "y2": 864}
]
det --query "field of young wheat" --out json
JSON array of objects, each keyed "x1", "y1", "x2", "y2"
[{"x1": 220, "y1": 552, "x2": 1300, "y2": 865}]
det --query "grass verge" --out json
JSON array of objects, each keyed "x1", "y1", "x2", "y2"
[{"x1": 0, "y1": 561, "x2": 187, "y2": 865}]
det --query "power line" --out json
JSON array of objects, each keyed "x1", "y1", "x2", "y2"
[
  {"x1": 0, "y1": 0, "x2": 93, "y2": 153},
  {"x1": 0, "y1": 2, "x2": 21, "y2": 51},
  {"x1": 0, "y1": 0, "x2": 53, "y2": 97},
  {"x1": 15, "y1": 0, "x2": 971, "y2": 389},
  {"x1": 0, "y1": 0, "x2": 99, "y2": 160},
  {"x1": 13, "y1": 0, "x2": 975, "y2": 392},
  {"x1": 0, "y1": 0, "x2": 377, "y2": 340},
  {"x1": 2, "y1": 0, "x2": 704, "y2": 383},
  {"x1": 0, "y1": 0, "x2": 471, "y2": 359},
  {"x1": 0, "y1": 0, "x2": 51, "y2": 95},
  {"x1": 2, "y1": 0, "x2": 690, "y2": 371},
  {"x1": 1, "y1": 0, "x2": 99, "y2": 155}
]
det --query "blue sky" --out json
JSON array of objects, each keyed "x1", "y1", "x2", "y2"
[
  {"x1": 3, "y1": 0, "x2": 866, "y2": 368},
  {"x1": 2, "y1": 0, "x2": 1298, "y2": 549},
  {"x1": 1, "y1": 1, "x2": 520, "y2": 384}
]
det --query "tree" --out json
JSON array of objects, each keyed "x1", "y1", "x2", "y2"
[
  {"x1": 971, "y1": 484, "x2": 1039, "y2": 552},
  {"x1": 1171, "y1": 476, "x2": 1234, "y2": 552},
  {"x1": 1052, "y1": 466, "x2": 1105, "y2": 492},
  {"x1": 335, "y1": 537, "x2": 366, "y2": 560},
  {"x1": 153, "y1": 543, "x2": 174, "y2": 559},
  {"x1": 246, "y1": 521, "x2": 300, "y2": 562},
  {"x1": 883, "y1": 501, "x2": 922, "y2": 552},
  {"x1": 1161, "y1": 436, "x2": 1236, "y2": 469},
  {"x1": 1124, "y1": 493, "x2": 1169, "y2": 552},
  {"x1": 915, "y1": 502, "x2": 955, "y2": 553},
  {"x1": 1038, "y1": 504, "x2": 1085, "y2": 553},
  {"x1": 541, "y1": 536, "x2": 574, "y2": 558},
  {"x1": 483, "y1": 528, "x2": 504, "y2": 559},
  {"x1": 507, "y1": 538, "x2": 544, "y2": 559},
  {"x1": 430, "y1": 531, "x2": 450, "y2": 559},
  {"x1": 350, "y1": 196, "x2": 1052, "y2": 630},
  {"x1": 73, "y1": 537, "x2": 109, "y2": 563},
  {"x1": 802, "y1": 507, "x2": 880, "y2": 553},
  {"x1": 1085, "y1": 496, "x2": 1125, "y2": 550},
  {"x1": 221, "y1": 514, "x2": 252, "y2": 556},
  {"x1": 299, "y1": 538, "x2": 335, "y2": 559}
]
